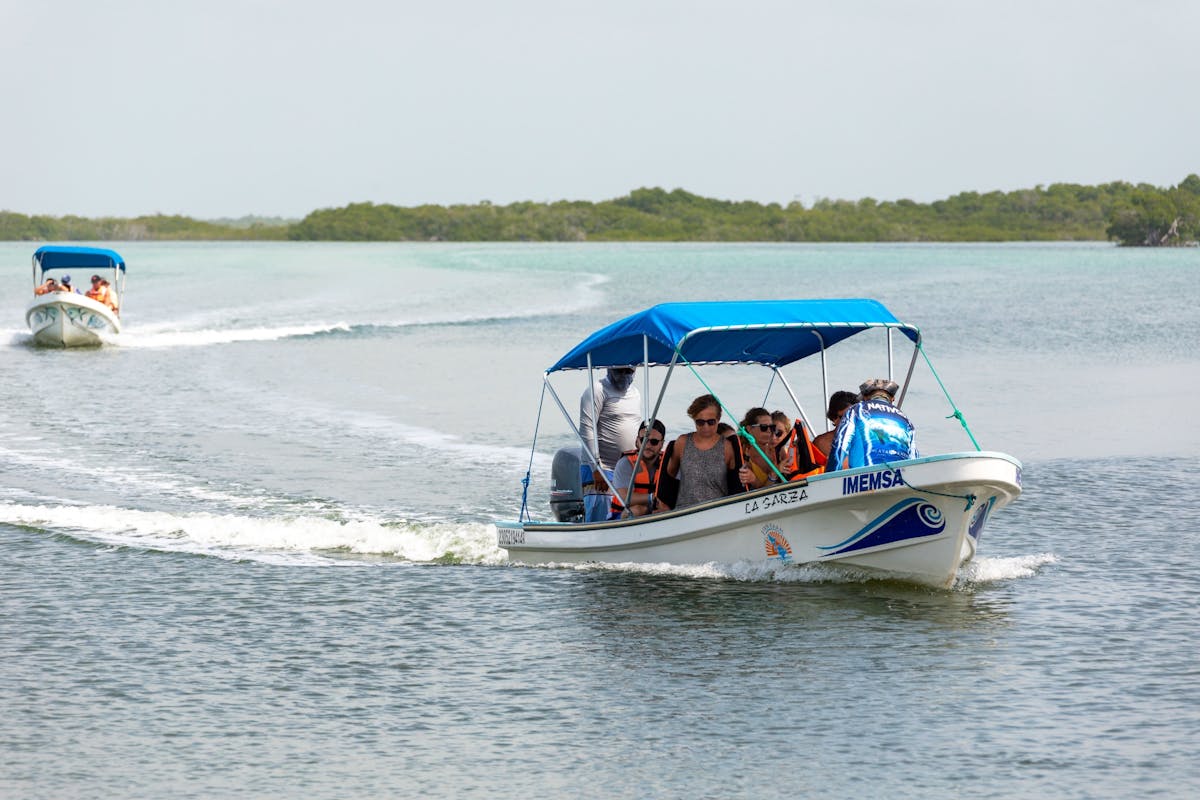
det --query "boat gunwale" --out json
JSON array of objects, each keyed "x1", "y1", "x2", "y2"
[
  {"x1": 515, "y1": 451, "x2": 1021, "y2": 536},
  {"x1": 26, "y1": 292, "x2": 122, "y2": 330}
]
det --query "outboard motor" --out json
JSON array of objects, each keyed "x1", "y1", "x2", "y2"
[{"x1": 550, "y1": 447, "x2": 585, "y2": 522}]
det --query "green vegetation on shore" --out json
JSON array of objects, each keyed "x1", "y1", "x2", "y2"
[{"x1": 4, "y1": 175, "x2": 1197, "y2": 246}]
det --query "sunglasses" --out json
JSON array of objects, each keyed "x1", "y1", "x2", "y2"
[
  {"x1": 694, "y1": 418, "x2": 719, "y2": 427},
  {"x1": 639, "y1": 437, "x2": 663, "y2": 446},
  {"x1": 772, "y1": 426, "x2": 785, "y2": 436},
  {"x1": 751, "y1": 423, "x2": 773, "y2": 432}
]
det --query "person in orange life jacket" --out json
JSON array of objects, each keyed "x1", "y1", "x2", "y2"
[
  {"x1": 770, "y1": 410, "x2": 822, "y2": 480},
  {"x1": 812, "y1": 390, "x2": 859, "y2": 466},
  {"x1": 737, "y1": 407, "x2": 786, "y2": 490},
  {"x1": 829, "y1": 379, "x2": 917, "y2": 470},
  {"x1": 86, "y1": 275, "x2": 111, "y2": 305},
  {"x1": 104, "y1": 279, "x2": 119, "y2": 313},
  {"x1": 609, "y1": 419, "x2": 668, "y2": 518}
]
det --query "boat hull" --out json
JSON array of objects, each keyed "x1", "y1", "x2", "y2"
[
  {"x1": 26, "y1": 295, "x2": 121, "y2": 347},
  {"x1": 499, "y1": 452, "x2": 1022, "y2": 587}
]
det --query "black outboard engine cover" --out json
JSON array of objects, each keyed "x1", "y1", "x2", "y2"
[{"x1": 550, "y1": 446, "x2": 585, "y2": 522}]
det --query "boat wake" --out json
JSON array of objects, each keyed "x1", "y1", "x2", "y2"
[
  {"x1": 0, "y1": 502, "x2": 506, "y2": 566},
  {"x1": 2, "y1": 328, "x2": 34, "y2": 347},
  {"x1": 954, "y1": 552, "x2": 1058, "y2": 585},
  {"x1": 2, "y1": 498, "x2": 1057, "y2": 587},
  {"x1": 524, "y1": 551, "x2": 1058, "y2": 588},
  {"x1": 112, "y1": 322, "x2": 353, "y2": 348},
  {"x1": 104, "y1": 305, "x2": 597, "y2": 349}
]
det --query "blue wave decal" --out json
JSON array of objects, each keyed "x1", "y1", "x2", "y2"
[
  {"x1": 818, "y1": 499, "x2": 945, "y2": 556},
  {"x1": 968, "y1": 497, "x2": 994, "y2": 541}
]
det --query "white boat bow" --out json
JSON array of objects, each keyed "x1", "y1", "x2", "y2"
[{"x1": 26, "y1": 293, "x2": 121, "y2": 347}]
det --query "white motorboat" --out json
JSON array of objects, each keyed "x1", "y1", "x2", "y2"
[
  {"x1": 498, "y1": 300, "x2": 1022, "y2": 587},
  {"x1": 26, "y1": 246, "x2": 125, "y2": 347}
]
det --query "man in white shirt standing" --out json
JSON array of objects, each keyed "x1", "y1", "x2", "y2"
[
  {"x1": 578, "y1": 366, "x2": 642, "y2": 521},
  {"x1": 579, "y1": 366, "x2": 642, "y2": 472}
]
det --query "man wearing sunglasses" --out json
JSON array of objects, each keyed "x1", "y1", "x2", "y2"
[{"x1": 609, "y1": 419, "x2": 668, "y2": 518}]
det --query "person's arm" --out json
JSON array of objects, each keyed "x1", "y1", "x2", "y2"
[
  {"x1": 611, "y1": 457, "x2": 634, "y2": 505},
  {"x1": 665, "y1": 435, "x2": 683, "y2": 478},
  {"x1": 828, "y1": 409, "x2": 856, "y2": 471},
  {"x1": 578, "y1": 381, "x2": 602, "y2": 453}
]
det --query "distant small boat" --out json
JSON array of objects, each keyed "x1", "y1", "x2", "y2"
[
  {"x1": 498, "y1": 300, "x2": 1023, "y2": 588},
  {"x1": 26, "y1": 246, "x2": 125, "y2": 347}
]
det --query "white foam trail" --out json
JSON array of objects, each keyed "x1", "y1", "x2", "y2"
[
  {"x1": 114, "y1": 322, "x2": 352, "y2": 348},
  {"x1": 0, "y1": 502, "x2": 507, "y2": 566},
  {"x1": 1, "y1": 328, "x2": 33, "y2": 347},
  {"x1": 525, "y1": 552, "x2": 1058, "y2": 587},
  {"x1": 544, "y1": 558, "x2": 879, "y2": 583},
  {"x1": 955, "y1": 552, "x2": 1058, "y2": 585}
]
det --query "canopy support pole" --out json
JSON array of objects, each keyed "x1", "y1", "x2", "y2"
[
  {"x1": 895, "y1": 334, "x2": 921, "y2": 408},
  {"x1": 544, "y1": 374, "x2": 608, "y2": 480},
  {"x1": 585, "y1": 353, "x2": 600, "y2": 462},
  {"x1": 814, "y1": 331, "x2": 830, "y2": 431},
  {"x1": 618, "y1": 350, "x2": 680, "y2": 517},
  {"x1": 887, "y1": 328, "x2": 895, "y2": 380},
  {"x1": 773, "y1": 368, "x2": 814, "y2": 434}
]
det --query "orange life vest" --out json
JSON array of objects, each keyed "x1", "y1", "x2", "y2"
[
  {"x1": 784, "y1": 420, "x2": 823, "y2": 480},
  {"x1": 610, "y1": 450, "x2": 659, "y2": 516}
]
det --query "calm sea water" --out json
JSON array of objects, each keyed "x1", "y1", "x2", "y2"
[{"x1": 2, "y1": 242, "x2": 1198, "y2": 798}]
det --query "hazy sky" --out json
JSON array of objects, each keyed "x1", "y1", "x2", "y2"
[{"x1": 3, "y1": 0, "x2": 1196, "y2": 218}]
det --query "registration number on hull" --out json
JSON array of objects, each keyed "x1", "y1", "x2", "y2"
[{"x1": 497, "y1": 527, "x2": 526, "y2": 546}]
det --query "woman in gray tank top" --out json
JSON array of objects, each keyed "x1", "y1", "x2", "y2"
[{"x1": 666, "y1": 394, "x2": 736, "y2": 509}]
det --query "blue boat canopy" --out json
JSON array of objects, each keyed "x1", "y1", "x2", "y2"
[
  {"x1": 548, "y1": 299, "x2": 920, "y2": 372},
  {"x1": 34, "y1": 246, "x2": 126, "y2": 273}
]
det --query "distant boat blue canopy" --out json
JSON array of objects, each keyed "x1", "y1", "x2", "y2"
[
  {"x1": 548, "y1": 299, "x2": 921, "y2": 372},
  {"x1": 33, "y1": 246, "x2": 126, "y2": 273}
]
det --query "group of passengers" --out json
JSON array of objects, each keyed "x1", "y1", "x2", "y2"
[
  {"x1": 580, "y1": 367, "x2": 916, "y2": 521},
  {"x1": 34, "y1": 273, "x2": 120, "y2": 314}
]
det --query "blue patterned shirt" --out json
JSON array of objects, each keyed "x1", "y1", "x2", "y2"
[{"x1": 829, "y1": 398, "x2": 916, "y2": 470}]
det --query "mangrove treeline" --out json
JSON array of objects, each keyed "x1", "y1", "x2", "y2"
[{"x1": 3, "y1": 175, "x2": 1197, "y2": 246}]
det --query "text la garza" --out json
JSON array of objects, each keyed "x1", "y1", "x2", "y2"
[{"x1": 744, "y1": 488, "x2": 808, "y2": 514}]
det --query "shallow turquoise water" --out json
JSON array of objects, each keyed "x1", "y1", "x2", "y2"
[{"x1": 2, "y1": 242, "x2": 1197, "y2": 798}]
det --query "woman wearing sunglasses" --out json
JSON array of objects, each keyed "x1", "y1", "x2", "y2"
[
  {"x1": 664, "y1": 394, "x2": 737, "y2": 509},
  {"x1": 737, "y1": 407, "x2": 786, "y2": 489}
]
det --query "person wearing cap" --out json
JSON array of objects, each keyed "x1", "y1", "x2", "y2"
[
  {"x1": 86, "y1": 274, "x2": 110, "y2": 305},
  {"x1": 828, "y1": 379, "x2": 917, "y2": 470},
  {"x1": 57, "y1": 274, "x2": 78, "y2": 293},
  {"x1": 579, "y1": 366, "x2": 642, "y2": 473},
  {"x1": 609, "y1": 418, "x2": 668, "y2": 518},
  {"x1": 85, "y1": 274, "x2": 119, "y2": 312}
]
